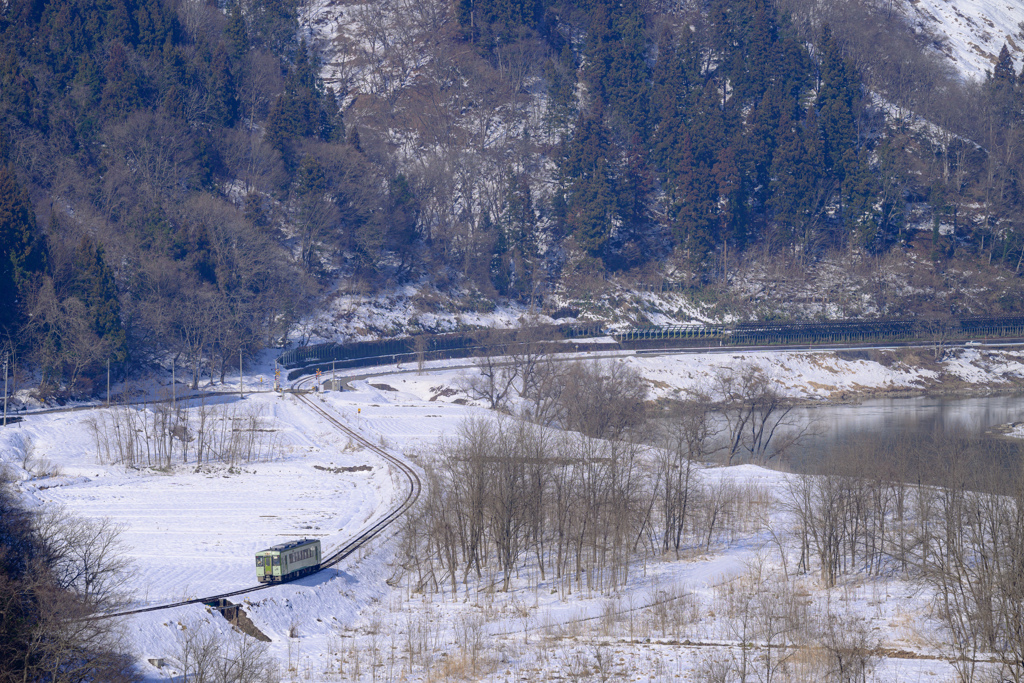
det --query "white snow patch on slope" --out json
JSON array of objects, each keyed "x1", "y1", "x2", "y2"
[{"x1": 905, "y1": 0, "x2": 1024, "y2": 80}]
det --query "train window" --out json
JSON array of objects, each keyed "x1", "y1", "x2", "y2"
[
  {"x1": 272, "y1": 557, "x2": 280, "y2": 566},
  {"x1": 256, "y1": 556, "x2": 263, "y2": 567}
]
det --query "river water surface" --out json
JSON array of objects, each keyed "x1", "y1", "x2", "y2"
[{"x1": 776, "y1": 394, "x2": 1024, "y2": 470}]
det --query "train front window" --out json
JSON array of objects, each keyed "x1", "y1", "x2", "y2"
[
  {"x1": 272, "y1": 557, "x2": 280, "y2": 567},
  {"x1": 256, "y1": 556, "x2": 263, "y2": 567}
]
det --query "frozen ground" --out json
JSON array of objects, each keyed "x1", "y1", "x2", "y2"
[{"x1": 3, "y1": 345, "x2": 1023, "y2": 680}]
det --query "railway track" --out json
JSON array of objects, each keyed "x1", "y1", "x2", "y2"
[
  {"x1": 281, "y1": 315, "x2": 1024, "y2": 380},
  {"x1": 96, "y1": 383, "x2": 421, "y2": 619},
  {"x1": 56, "y1": 316, "x2": 1024, "y2": 620},
  {"x1": 292, "y1": 387, "x2": 422, "y2": 573}
]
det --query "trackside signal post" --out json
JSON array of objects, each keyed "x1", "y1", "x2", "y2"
[{"x1": 2, "y1": 352, "x2": 8, "y2": 427}]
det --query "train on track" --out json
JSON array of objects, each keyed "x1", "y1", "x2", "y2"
[{"x1": 256, "y1": 538, "x2": 321, "y2": 583}]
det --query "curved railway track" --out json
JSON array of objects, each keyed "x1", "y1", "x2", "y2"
[
  {"x1": 292, "y1": 387, "x2": 422, "y2": 573},
  {"x1": 96, "y1": 382, "x2": 421, "y2": 619},
  {"x1": 60, "y1": 314, "x2": 1024, "y2": 619}
]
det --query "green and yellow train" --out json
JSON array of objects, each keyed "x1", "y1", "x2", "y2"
[{"x1": 255, "y1": 538, "x2": 322, "y2": 583}]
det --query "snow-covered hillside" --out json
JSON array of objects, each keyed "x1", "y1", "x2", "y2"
[
  {"x1": 302, "y1": 0, "x2": 1024, "y2": 88},
  {"x1": 907, "y1": 0, "x2": 1024, "y2": 80}
]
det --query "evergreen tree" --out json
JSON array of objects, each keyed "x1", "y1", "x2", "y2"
[
  {"x1": 134, "y1": 0, "x2": 176, "y2": 57},
  {"x1": 493, "y1": 175, "x2": 539, "y2": 298},
  {"x1": 71, "y1": 237, "x2": 128, "y2": 365},
  {"x1": 325, "y1": 87, "x2": 346, "y2": 143},
  {"x1": 768, "y1": 110, "x2": 826, "y2": 249},
  {"x1": 985, "y1": 43, "x2": 1019, "y2": 129},
  {"x1": 544, "y1": 43, "x2": 577, "y2": 136},
  {"x1": 248, "y1": 0, "x2": 299, "y2": 54},
  {"x1": 226, "y1": 2, "x2": 250, "y2": 63},
  {"x1": 208, "y1": 43, "x2": 239, "y2": 127},
  {"x1": 992, "y1": 43, "x2": 1016, "y2": 87},
  {"x1": 583, "y1": 2, "x2": 650, "y2": 138},
  {"x1": 294, "y1": 156, "x2": 327, "y2": 197},
  {"x1": 875, "y1": 136, "x2": 907, "y2": 244},
  {"x1": 669, "y1": 134, "x2": 716, "y2": 270},
  {"x1": 561, "y1": 112, "x2": 617, "y2": 259},
  {"x1": 741, "y1": 89, "x2": 783, "y2": 226},
  {"x1": 713, "y1": 144, "x2": 744, "y2": 255},
  {"x1": 0, "y1": 167, "x2": 46, "y2": 333},
  {"x1": 650, "y1": 26, "x2": 702, "y2": 176},
  {"x1": 733, "y1": 0, "x2": 775, "y2": 102},
  {"x1": 841, "y1": 150, "x2": 881, "y2": 249},
  {"x1": 617, "y1": 133, "x2": 654, "y2": 256},
  {"x1": 347, "y1": 125, "x2": 362, "y2": 152},
  {"x1": 489, "y1": 210, "x2": 512, "y2": 295},
  {"x1": 815, "y1": 25, "x2": 859, "y2": 178},
  {"x1": 569, "y1": 156, "x2": 615, "y2": 258},
  {"x1": 690, "y1": 82, "x2": 730, "y2": 167},
  {"x1": 100, "y1": 42, "x2": 141, "y2": 116},
  {"x1": 455, "y1": 0, "x2": 543, "y2": 53},
  {"x1": 387, "y1": 174, "x2": 419, "y2": 268},
  {"x1": 73, "y1": 54, "x2": 103, "y2": 110},
  {"x1": 266, "y1": 42, "x2": 334, "y2": 158}
]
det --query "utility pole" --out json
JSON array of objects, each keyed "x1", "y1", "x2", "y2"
[
  {"x1": 2, "y1": 352, "x2": 8, "y2": 427},
  {"x1": 239, "y1": 347, "x2": 243, "y2": 399},
  {"x1": 172, "y1": 360, "x2": 176, "y2": 410},
  {"x1": 106, "y1": 359, "x2": 110, "y2": 407}
]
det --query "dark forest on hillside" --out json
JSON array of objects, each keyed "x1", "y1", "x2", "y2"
[{"x1": 2, "y1": 0, "x2": 1024, "y2": 395}]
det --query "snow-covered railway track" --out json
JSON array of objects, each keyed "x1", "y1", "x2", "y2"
[
  {"x1": 94, "y1": 387, "x2": 421, "y2": 619},
  {"x1": 290, "y1": 388, "x2": 422, "y2": 572}
]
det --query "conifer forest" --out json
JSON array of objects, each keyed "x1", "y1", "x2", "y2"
[{"x1": 2, "y1": 0, "x2": 1024, "y2": 392}]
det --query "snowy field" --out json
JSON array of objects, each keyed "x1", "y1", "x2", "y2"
[
  {"x1": 3, "y1": 346, "x2": 1024, "y2": 680},
  {"x1": 384, "y1": 344, "x2": 1024, "y2": 404}
]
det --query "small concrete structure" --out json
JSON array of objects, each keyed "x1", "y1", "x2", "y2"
[{"x1": 322, "y1": 378, "x2": 345, "y2": 391}]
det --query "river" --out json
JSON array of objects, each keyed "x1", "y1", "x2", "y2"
[
  {"x1": 773, "y1": 394, "x2": 1024, "y2": 470},
  {"x1": 664, "y1": 394, "x2": 1024, "y2": 471}
]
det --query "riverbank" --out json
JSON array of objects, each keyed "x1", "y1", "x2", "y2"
[
  {"x1": 346, "y1": 344, "x2": 1024, "y2": 415},
  {"x1": 623, "y1": 346, "x2": 1024, "y2": 404}
]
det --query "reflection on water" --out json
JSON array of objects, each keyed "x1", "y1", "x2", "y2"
[
  {"x1": 652, "y1": 394, "x2": 1024, "y2": 471},
  {"x1": 780, "y1": 394, "x2": 1024, "y2": 468}
]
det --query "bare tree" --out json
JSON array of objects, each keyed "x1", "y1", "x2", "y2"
[
  {"x1": 0, "y1": 473, "x2": 140, "y2": 683},
  {"x1": 36, "y1": 511, "x2": 132, "y2": 610},
  {"x1": 459, "y1": 332, "x2": 519, "y2": 410},
  {"x1": 557, "y1": 360, "x2": 648, "y2": 440},
  {"x1": 817, "y1": 604, "x2": 879, "y2": 683},
  {"x1": 656, "y1": 394, "x2": 716, "y2": 554},
  {"x1": 713, "y1": 365, "x2": 801, "y2": 463},
  {"x1": 88, "y1": 396, "x2": 279, "y2": 469},
  {"x1": 169, "y1": 618, "x2": 280, "y2": 683},
  {"x1": 507, "y1": 317, "x2": 558, "y2": 400},
  {"x1": 395, "y1": 414, "x2": 658, "y2": 599}
]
